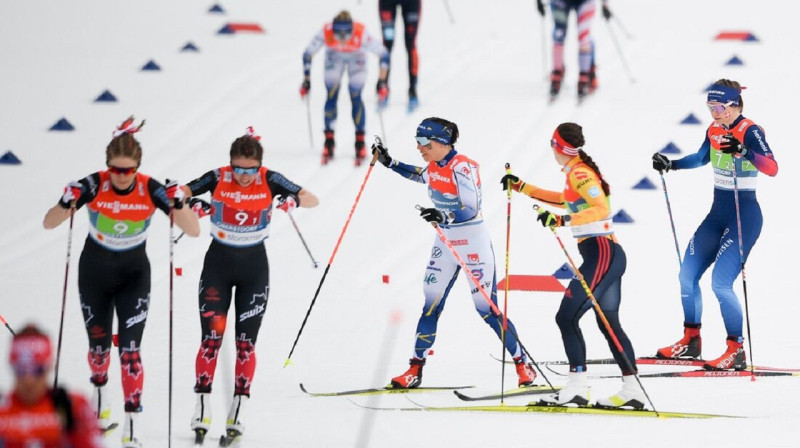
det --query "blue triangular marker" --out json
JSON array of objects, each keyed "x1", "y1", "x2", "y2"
[
  {"x1": 612, "y1": 209, "x2": 634, "y2": 223},
  {"x1": 141, "y1": 60, "x2": 161, "y2": 71},
  {"x1": 181, "y1": 42, "x2": 199, "y2": 52},
  {"x1": 49, "y1": 118, "x2": 75, "y2": 131},
  {"x1": 94, "y1": 90, "x2": 117, "y2": 102},
  {"x1": 725, "y1": 55, "x2": 744, "y2": 66},
  {"x1": 209, "y1": 4, "x2": 225, "y2": 13},
  {"x1": 680, "y1": 113, "x2": 701, "y2": 125},
  {"x1": 660, "y1": 142, "x2": 682, "y2": 154},
  {"x1": 553, "y1": 263, "x2": 575, "y2": 280},
  {"x1": 745, "y1": 33, "x2": 759, "y2": 42},
  {"x1": 217, "y1": 24, "x2": 234, "y2": 34},
  {"x1": 0, "y1": 151, "x2": 21, "y2": 165},
  {"x1": 632, "y1": 177, "x2": 656, "y2": 190}
]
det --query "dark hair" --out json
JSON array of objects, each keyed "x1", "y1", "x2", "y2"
[
  {"x1": 424, "y1": 117, "x2": 459, "y2": 145},
  {"x1": 230, "y1": 135, "x2": 264, "y2": 162},
  {"x1": 556, "y1": 123, "x2": 610, "y2": 196},
  {"x1": 715, "y1": 78, "x2": 744, "y2": 111}
]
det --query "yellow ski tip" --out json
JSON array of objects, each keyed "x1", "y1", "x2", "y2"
[{"x1": 283, "y1": 358, "x2": 293, "y2": 368}]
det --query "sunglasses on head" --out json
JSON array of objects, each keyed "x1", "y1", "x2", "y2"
[
  {"x1": 108, "y1": 165, "x2": 138, "y2": 175},
  {"x1": 415, "y1": 136, "x2": 433, "y2": 147},
  {"x1": 706, "y1": 101, "x2": 732, "y2": 114},
  {"x1": 231, "y1": 165, "x2": 260, "y2": 175}
]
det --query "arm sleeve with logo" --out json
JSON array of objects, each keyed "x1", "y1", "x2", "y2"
[
  {"x1": 389, "y1": 160, "x2": 428, "y2": 184},
  {"x1": 567, "y1": 166, "x2": 611, "y2": 226},
  {"x1": 267, "y1": 170, "x2": 303, "y2": 203},
  {"x1": 672, "y1": 134, "x2": 712, "y2": 170},
  {"x1": 518, "y1": 183, "x2": 565, "y2": 208},
  {"x1": 742, "y1": 126, "x2": 778, "y2": 176},
  {"x1": 450, "y1": 159, "x2": 479, "y2": 223},
  {"x1": 186, "y1": 169, "x2": 221, "y2": 197}
]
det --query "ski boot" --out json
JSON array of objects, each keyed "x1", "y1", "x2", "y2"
[
  {"x1": 596, "y1": 374, "x2": 646, "y2": 409},
  {"x1": 549, "y1": 69, "x2": 564, "y2": 101},
  {"x1": 577, "y1": 65, "x2": 598, "y2": 101},
  {"x1": 656, "y1": 325, "x2": 701, "y2": 359},
  {"x1": 703, "y1": 337, "x2": 747, "y2": 371},
  {"x1": 91, "y1": 384, "x2": 116, "y2": 434},
  {"x1": 390, "y1": 357, "x2": 425, "y2": 389},
  {"x1": 539, "y1": 371, "x2": 589, "y2": 406},
  {"x1": 514, "y1": 357, "x2": 537, "y2": 387},
  {"x1": 219, "y1": 395, "x2": 247, "y2": 447},
  {"x1": 354, "y1": 131, "x2": 366, "y2": 166},
  {"x1": 322, "y1": 130, "x2": 335, "y2": 165},
  {"x1": 190, "y1": 392, "x2": 211, "y2": 445},
  {"x1": 408, "y1": 86, "x2": 419, "y2": 113},
  {"x1": 121, "y1": 412, "x2": 142, "y2": 448}
]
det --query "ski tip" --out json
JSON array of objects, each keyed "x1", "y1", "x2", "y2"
[{"x1": 283, "y1": 358, "x2": 292, "y2": 368}]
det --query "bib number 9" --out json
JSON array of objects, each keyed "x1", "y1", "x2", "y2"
[
  {"x1": 113, "y1": 222, "x2": 129, "y2": 234},
  {"x1": 222, "y1": 206, "x2": 261, "y2": 227}
]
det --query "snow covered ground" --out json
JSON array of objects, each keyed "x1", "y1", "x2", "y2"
[{"x1": 0, "y1": 0, "x2": 797, "y2": 447}]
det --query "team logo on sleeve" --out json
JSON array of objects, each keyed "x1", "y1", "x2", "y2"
[
  {"x1": 588, "y1": 186, "x2": 601, "y2": 198},
  {"x1": 467, "y1": 253, "x2": 480, "y2": 263}
]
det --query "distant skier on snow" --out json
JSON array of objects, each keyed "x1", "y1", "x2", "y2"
[
  {"x1": 378, "y1": 0, "x2": 421, "y2": 112},
  {"x1": 300, "y1": 10, "x2": 390, "y2": 166}
]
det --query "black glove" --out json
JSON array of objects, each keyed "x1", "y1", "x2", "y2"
[
  {"x1": 720, "y1": 134, "x2": 746, "y2": 155},
  {"x1": 371, "y1": 141, "x2": 393, "y2": 167},
  {"x1": 652, "y1": 153, "x2": 672, "y2": 173},
  {"x1": 537, "y1": 209, "x2": 565, "y2": 229},
  {"x1": 188, "y1": 197, "x2": 214, "y2": 218},
  {"x1": 299, "y1": 79, "x2": 310, "y2": 98},
  {"x1": 602, "y1": 3, "x2": 612, "y2": 20},
  {"x1": 419, "y1": 207, "x2": 451, "y2": 225},
  {"x1": 500, "y1": 174, "x2": 523, "y2": 191},
  {"x1": 536, "y1": 0, "x2": 545, "y2": 16}
]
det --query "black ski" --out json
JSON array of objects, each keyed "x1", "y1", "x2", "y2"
[
  {"x1": 219, "y1": 429, "x2": 241, "y2": 447},
  {"x1": 102, "y1": 422, "x2": 119, "y2": 435},
  {"x1": 453, "y1": 384, "x2": 561, "y2": 401},
  {"x1": 194, "y1": 428, "x2": 207, "y2": 446}
]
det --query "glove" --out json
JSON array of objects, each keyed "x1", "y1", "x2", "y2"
[
  {"x1": 602, "y1": 3, "x2": 612, "y2": 20},
  {"x1": 500, "y1": 174, "x2": 524, "y2": 191},
  {"x1": 419, "y1": 207, "x2": 452, "y2": 225},
  {"x1": 276, "y1": 194, "x2": 298, "y2": 213},
  {"x1": 536, "y1": 0, "x2": 545, "y2": 16},
  {"x1": 299, "y1": 79, "x2": 310, "y2": 99},
  {"x1": 720, "y1": 134, "x2": 746, "y2": 156},
  {"x1": 60, "y1": 181, "x2": 84, "y2": 208},
  {"x1": 537, "y1": 209, "x2": 566, "y2": 229},
  {"x1": 652, "y1": 153, "x2": 672, "y2": 173},
  {"x1": 376, "y1": 80, "x2": 389, "y2": 104},
  {"x1": 165, "y1": 179, "x2": 185, "y2": 209},
  {"x1": 188, "y1": 197, "x2": 214, "y2": 218},
  {"x1": 371, "y1": 141, "x2": 393, "y2": 167}
]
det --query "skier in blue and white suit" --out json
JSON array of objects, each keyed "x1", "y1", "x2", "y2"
[{"x1": 371, "y1": 117, "x2": 537, "y2": 389}]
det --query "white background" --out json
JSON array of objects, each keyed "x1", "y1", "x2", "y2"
[{"x1": 0, "y1": 1, "x2": 797, "y2": 447}]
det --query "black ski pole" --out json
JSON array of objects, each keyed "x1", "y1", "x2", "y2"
[
  {"x1": 53, "y1": 203, "x2": 75, "y2": 388},
  {"x1": 286, "y1": 210, "x2": 319, "y2": 268}
]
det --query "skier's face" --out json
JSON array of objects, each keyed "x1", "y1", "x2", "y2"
[
  {"x1": 231, "y1": 157, "x2": 261, "y2": 187},
  {"x1": 707, "y1": 101, "x2": 739, "y2": 127},
  {"x1": 107, "y1": 156, "x2": 140, "y2": 190}
]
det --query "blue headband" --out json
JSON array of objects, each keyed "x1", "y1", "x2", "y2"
[
  {"x1": 707, "y1": 84, "x2": 741, "y2": 105},
  {"x1": 415, "y1": 119, "x2": 452, "y2": 145}
]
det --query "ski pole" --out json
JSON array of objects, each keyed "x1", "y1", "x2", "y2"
[
  {"x1": 603, "y1": 19, "x2": 635, "y2": 84},
  {"x1": 442, "y1": 0, "x2": 456, "y2": 24},
  {"x1": 535, "y1": 205, "x2": 658, "y2": 413},
  {"x1": 658, "y1": 171, "x2": 682, "y2": 266},
  {"x1": 540, "y1": 6, "x2": 549, "y2": 80},
  {"x1": 168, "y1": 205, "x2": 176, "y2": 447},
  {"x1": 377, "y1": 107, "x2": 387, "y2": 146},
  {"x1": 53, "y1": 203, "x2": 75, "y2": 388},
  {"x1": 612, "y1": 14, "x2": 634, "y2": 40},
  {"x1": 305, "y1": 93, "x2": 314, "y2": 152},
  {"x1": 0, "y1": 312, "x2": 15, "y2": 336},
  {"x1": 730, "y1": 154, "x2": 755, "y2": 381},
  {"x1": 284, "y1": 150, "x2": 381, "y2": 367},
  {"x1": 500, "y1": 163, "x2": 513, "y2": 402},
  {"x1": 286, "y1": 210, "x2": 319, "y2": 268},
  {"x1": 416, "y1": 205, "x2": 556, "y2": 391}
]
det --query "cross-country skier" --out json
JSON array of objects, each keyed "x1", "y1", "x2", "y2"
[
  {"x1": 378, "y1": 0, "x2": 421, "y2": 111},
  {"x1": 653, "y1": 80, "x2": 778, "y2": 370},
  {"x1": 300, "y1": 10, "x2": 390, "y2": 166},
  {"x1": 0, "y1": 324, "x2": 104, "y2": 448},
  {"x1": 502, "y1": 122, "x2": 644, "y2": 409},
  {"x1": 536, "y1": 0, "x2": 612, "y2": 100},
  {"x1": 42, "y1": 117, "x2": 199, "y2": 448},
  {"x1": 181, "y1": 127, "x2": 318, "y2": 444},
  {"x1": 371, "y1": 117, "x2": 537, "y2": 389}
]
